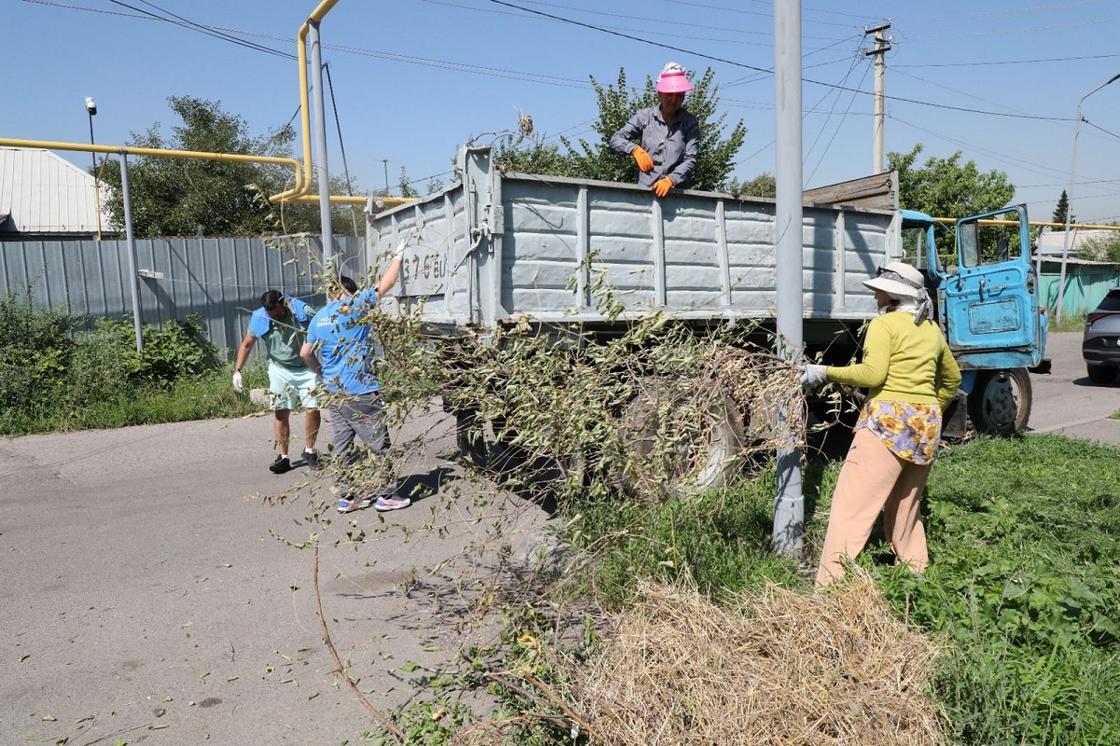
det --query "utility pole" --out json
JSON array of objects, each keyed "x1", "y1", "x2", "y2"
[
  {"x1": 382, "y1": 159, "x2": 390, "y2": 195},
  {"x1": 864, "y1": 20, "x2": 892, "y2": 174},
  {"x1": 773, "y1": 0, "x2": 803, "y2": 558}
]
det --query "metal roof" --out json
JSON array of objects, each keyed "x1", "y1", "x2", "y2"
[{"x1": 0, "y1": 147, "x2": 112, "y2": 235}]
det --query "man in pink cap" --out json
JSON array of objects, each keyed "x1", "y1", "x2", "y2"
[{"x1": 610, "y1": 62, "x2": 700, "y2": 198}]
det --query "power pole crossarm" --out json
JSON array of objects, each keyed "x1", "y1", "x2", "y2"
[{"x1": 864, "y1": 20, "x2": 892, "y2": 175}]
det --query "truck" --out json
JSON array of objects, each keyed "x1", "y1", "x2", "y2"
[{"x1": 365, "y1": 146, "x2": 1046, "y2": 483}]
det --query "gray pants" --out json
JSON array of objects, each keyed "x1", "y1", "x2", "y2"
[{"x1": 330, "y1": 392, "x2": 390, "y2": 499}]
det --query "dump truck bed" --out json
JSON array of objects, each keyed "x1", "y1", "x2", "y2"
[{"x1": 366, "y1": 147, "x2": 901, "y2": 329}]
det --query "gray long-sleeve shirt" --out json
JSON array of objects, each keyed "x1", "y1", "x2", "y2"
[{"x1": 609, "y1": 105, "x2": 700, "y2": 188}]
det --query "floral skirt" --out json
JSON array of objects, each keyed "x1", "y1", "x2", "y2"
[{"x1": 855, "y1": 399, "x2": 943, "y2": 465}]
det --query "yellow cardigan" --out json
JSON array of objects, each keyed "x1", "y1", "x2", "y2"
[{"x1": 826, "y1": 311, "x2": 962, "y2": 409}]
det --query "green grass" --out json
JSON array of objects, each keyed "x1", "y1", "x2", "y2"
[
  {"x1": 569, "y1": 435, "x2": 1120, "y2": 744},
  {"x1": 2, "y1": 364, "x2": 267, "y2": 435},
  {"x1": 1110, "y1": 410, "x2": 1120, "y2": 420},
  {"x1": 1049, "y1": 312, "x2": 1087, "y2": 333}
]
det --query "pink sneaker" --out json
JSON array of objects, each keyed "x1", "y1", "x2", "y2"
[{"x1": 373, "y1": 495, "x2": 411, "y2": 512}]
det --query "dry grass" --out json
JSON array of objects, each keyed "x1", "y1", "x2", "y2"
[{"x1": 568, "y1": 573, "x2": 944, "y2": 746}]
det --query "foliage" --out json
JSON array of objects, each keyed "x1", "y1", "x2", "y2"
[
  {"x1": 728, "y1": 171, "x2": 776, "y2": 199},
  {"x1": 0, "y1": 290, "x2": 77, "y2": 427},
  {"x1": 398, "y1": 165, "x2": 420, "y2": 198},
  {"x1": 0, "y1": 293, "x2": 254, "y2": 435},
  {"x1": 97, "y1": 95, "x2": 358, "y2": 238},
  {"x1": 1052, "y1": 189, "x2": 1074, "y2": 227},
  {"x1": 1081, "y1": 232, "x2": 1120, "y2": 263},
  {"x1": 889, "y1": 144, "x2": 1016, "y2": 219},
  {"x1": 888, "y1": 144, "x2": 1016, "y2": 256},
  {"x1": 496, "y1": 67, "x2": 747, "y2": 192},
  {"x1": 848, "y1": 435, "x2": 1120, "y2": 744}
]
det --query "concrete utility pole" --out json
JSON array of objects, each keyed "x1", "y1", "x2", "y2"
[
  {"x1": 382, "y1": 159, "x2": 390, "y2": 195},
  {"x1": 773, "y1": 0, "x2": 803, "y2": 558},
  {"x1": 864, "y1": 21, "x2": 892, "y2": 174}
]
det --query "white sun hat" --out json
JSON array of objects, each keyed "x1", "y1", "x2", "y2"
[{"x1": 862, "y1": 261, "x2": 926, "y2": 300}]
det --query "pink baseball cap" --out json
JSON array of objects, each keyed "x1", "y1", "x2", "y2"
[{"x1": 656, "y1": 62, "x2": 692, "y2": 94}]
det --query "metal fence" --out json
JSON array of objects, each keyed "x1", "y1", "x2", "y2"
[
  {"x1": 1039, "y1": 260, "x2": 1120, "y2": 319},
  {"x1": 0, "y1": 234, "x2": 366, "y2": 353}
]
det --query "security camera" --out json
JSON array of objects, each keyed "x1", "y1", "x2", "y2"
[{"x1": 85, "y1": 97, "x2": 97, "y2": 115}]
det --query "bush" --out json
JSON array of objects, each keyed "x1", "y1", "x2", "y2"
[
  {"x1": 0, "y1": 292, "x2": 245, "y2": 435},
  {"x1": 0, "y1": 291, "x2": 76, "y2": 426}
]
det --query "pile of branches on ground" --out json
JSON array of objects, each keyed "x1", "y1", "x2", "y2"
[{"x1": 564, "y1": 574, "x2": 943, "y2": 746}]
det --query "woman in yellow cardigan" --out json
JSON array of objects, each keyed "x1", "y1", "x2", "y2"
[{"x1": 801, "y1": 262, "x2": 962, "y2": 586}]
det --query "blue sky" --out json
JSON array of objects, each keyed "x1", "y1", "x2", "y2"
[{"x1": 7, "y1": 0, "x2": 1120, "y2": 221}]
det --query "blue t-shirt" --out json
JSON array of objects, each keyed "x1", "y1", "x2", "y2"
[
  {"x1": 247, "y1": 295, "x2": 314, "y2": 369},
  {"x1": 306, "y1": 288, "x2": 380, "y2": 396}
]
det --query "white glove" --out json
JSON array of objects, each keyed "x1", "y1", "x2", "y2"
[
  {"x1": 232, "y1": 370, "x2": 243, "y2": 392},
  {"x1": 799, "y1": 364, "x2": 828, "y2": 392},
  {"x1": 392, "y1": 227, "x2": 420, "y2": 262}
]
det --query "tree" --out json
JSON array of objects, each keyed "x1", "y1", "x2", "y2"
[
  {"x1": 887, "y1": 144, "x2": 1016, "y2": 259},
  {"x1": 1052, "y1": 189, "x2": 1075, "y2": 226},
  {"x1": 398, "y1": 166, "x2": 420, "y2": 198},
  {"x1": 497, "y1": 67, "x2": 747, "y2": 192},
  {"x1": 887, "y1": 144, "x2": 1015, "y2": 219},
  {"x1": 729, "y1": 172, "x2": 776, "y2": 199},
  {"x1": 98, "y1": 96, "x2": 358, "y2": 238}
]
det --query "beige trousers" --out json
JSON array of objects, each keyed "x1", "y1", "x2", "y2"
[{"x1": 815, "y1": 427, "x2": 932, "y2": 586}]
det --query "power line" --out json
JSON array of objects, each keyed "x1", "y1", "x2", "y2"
[
  {"x1": 485, "y1": 0, "x2": 1079, "y2": 122},
  {"x1": 887, "y1": 113, "x2": 1078, "y2": 181},
  {"x1": 807, "y1": 59, "x2": 872, "y2": 183},
  {"x1": 132, "y1": 0, "x2": 294, "y2": 59},
  {"x1": 102, "y1": 0, "x2": 295, "y2": 59},
  {"x1": 507, "y1": 0, "x2": 854, "y2": 40},
  {"x1": 1085, "y1": 119, "x2": 1120, "y2": 143},
  {"x1": 417, "y1": 0, "x2": 780, "y2": 48},
  {"x1": 891, "y1": 68, "x2": 1040, "y2": 121},
  {"x1": 895, "y1": 51, "x2": 1120, "y2": 68},
  {"x1": 656, "y1": 0, "x2": 864, "y2": 28}
]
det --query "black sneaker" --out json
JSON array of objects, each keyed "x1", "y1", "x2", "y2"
[
  {"x1": 269, "y1": 455, "x2": 292, "y2": 474},
  {"x1": 304, "y1": 450, "x2": 323, "y2": 471}
]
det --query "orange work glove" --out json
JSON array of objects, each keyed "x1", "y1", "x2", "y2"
[
  {"x1": 631, "y1": 146, "x2": 654, "y2": 173},
  {"x1": 653, "y1": 176, "x2": 674, "y2": 197}
]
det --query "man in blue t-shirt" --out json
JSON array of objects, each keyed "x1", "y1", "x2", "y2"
[
  {"x1": 301, "y1": 248, "x2": 405, "y2": 513},
  {"x1": 233, "y1": 290, "x2": 321, "y2": 474}
]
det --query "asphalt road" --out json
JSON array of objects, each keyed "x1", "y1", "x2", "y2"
[
  {"x1": 1028, "y1": 331, "x2": 1120, "y2": 443},
  {"x1": 1, "y1": 331, "x2": 1116, "y2": 744},
  {"x1": 0, "y1": 407, "x2": 550, "y2": 745}
]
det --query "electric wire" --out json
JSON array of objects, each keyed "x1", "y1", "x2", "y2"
[
  {"x1": 895, "y1": 51, "x2": 1120, "y2": 68},
  {"x1": 132, "y1": 0, "x2": 294, "y2": 60},
  {"x1": 806, "y1": 58, "x2": 872, "y2": 183},
  {"x1": 803, "y1": 53, "x2": 861, "y2": 167},
  {"x1": 102, "y1": 0, "x2": 295, "y2": 59},
  {"x1": 1085, "y1": 120, "x2": 1120, "y2": 143},
  {"x1": 323, "y1": 62, "x2": 361, "y2": 235},
  {"x1": 485, "y1": 0, "x2": 1079, "y2": 122}
]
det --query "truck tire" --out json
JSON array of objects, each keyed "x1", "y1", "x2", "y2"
[
  {"x1": 968, "y1": 368, "x2": 1032, "y2": 436},
  {"x1": 1086, "y1": 364, "x2": 1117, "y2": 385},
  {"x1": 454, "y1": 408, "x2": 489, "y2": 467},
  {"x1": 619, "y1": 380, "x2": 744, "y2": 498}
]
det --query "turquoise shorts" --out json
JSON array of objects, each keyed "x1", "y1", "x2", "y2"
[{"x1": 267, "y1": 362, "x2": 319, "y2": 411}]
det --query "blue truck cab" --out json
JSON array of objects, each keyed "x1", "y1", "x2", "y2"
[{"x1": 900, "y1": 206, "x2": 1047, "y2": 435}]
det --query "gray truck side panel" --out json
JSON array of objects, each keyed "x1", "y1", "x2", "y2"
[{"x1": 368, "y1": 152, "x2": 898, "y2": 328}]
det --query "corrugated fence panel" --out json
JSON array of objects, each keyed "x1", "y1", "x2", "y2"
[
  {"x1": 0, "y1": 235, "x2": 366, "y2": 353},
  {"x1": 1039, "y1": 264, "x2": 1120, "y2": 318}
]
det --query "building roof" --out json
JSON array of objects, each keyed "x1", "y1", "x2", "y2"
[
  {"x1": 1036, "y1": 229, "x2": 1117, "y2": 256},
  {"x1": 0, "y1": 147, "x2": 113, "y2": 236}
]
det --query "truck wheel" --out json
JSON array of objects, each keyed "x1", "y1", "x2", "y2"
[
  {"x1": 454, "y1": 408, "x2": 489, "y2": 467},
  {"x1": 619, "y1": 381, "x2": 744, "y2": 498},
  {"x1": 1086, "y1": 364, "x2": 1117, "y2": 385},
  {"x1": 968, "y1": 368, "x2": 1032, "y2": 436}
]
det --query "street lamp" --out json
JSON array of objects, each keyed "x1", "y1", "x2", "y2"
[
  {"x1": 86, "y1": 96, "x2": 103, "y2": 241},
  {"x1": 1055, "y1": 72, "x2": 1120, "y2": 323}
]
